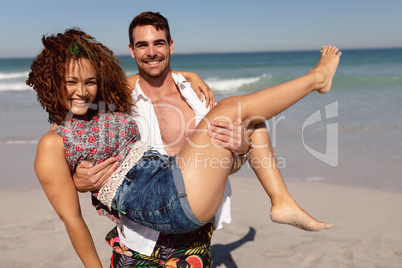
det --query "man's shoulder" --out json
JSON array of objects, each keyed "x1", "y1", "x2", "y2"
[{"x1": 126, "y1": 75, "x2": 138, "y2": 91}]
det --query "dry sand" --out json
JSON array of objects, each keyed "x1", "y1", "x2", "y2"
[
  {"x1": 211, "y1": 177, "x2": 402, "y2": 268},
  {"x1": 1, "y1": 143, "x2": 402, "y2": 267},
  {"x1": 1, "y1": 177, "x2": 402, "y2": 267}
]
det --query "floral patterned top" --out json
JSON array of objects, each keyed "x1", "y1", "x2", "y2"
[
  {"x1": 54, "y1": 112, "x2": 140, "y2": 172},
  {"x1": 54, "y1": 112, "x2": 143, "y2": 224}
]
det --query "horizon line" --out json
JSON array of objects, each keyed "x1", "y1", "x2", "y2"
[{"x1": 1, "y1": 46, "x2": 402, "y2": 60}]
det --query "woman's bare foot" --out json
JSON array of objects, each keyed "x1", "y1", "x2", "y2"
[
  {"x1": 270, "y1": 199, "x2": 332, "y2": 231},
  {"x1": 308, "y1": 45, "x2": 342, "y2": 94}
]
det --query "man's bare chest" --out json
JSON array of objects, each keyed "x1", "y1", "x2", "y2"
[{"x1": 152, "y1": 99, "x2": 196, "y2": 146}]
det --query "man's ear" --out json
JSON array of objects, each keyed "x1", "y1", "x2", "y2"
[
  {"x1": 128, "y1": 44, "x2": 135, "y2": 59},
  {"x1": 169, "y1": 39, "x2": 174, "y2": 55}
]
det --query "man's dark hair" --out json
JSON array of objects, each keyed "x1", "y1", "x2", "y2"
[{"x1": 129, "y1": 11, "x2": 171, "y2": 46}]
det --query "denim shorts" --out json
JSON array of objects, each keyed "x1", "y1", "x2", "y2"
[{"x1": 112, "y1": 150, "x2": 207, "y2": 234}]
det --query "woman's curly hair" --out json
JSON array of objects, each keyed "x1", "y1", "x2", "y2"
[{"x1": 26, "y1": 28, "x2": 133, "y2": 124}]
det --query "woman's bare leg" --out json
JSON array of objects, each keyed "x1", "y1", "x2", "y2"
[
  {"x1": 249, "y1": 123, "x2": 332, "y2": 231},
  {"x1": 177, "y1": 46, "x2": 341, "y2": 223}
]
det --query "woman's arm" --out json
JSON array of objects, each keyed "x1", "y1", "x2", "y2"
[
  {"x1": 173, "y1": 70, "x2": 215, "y2": 108},
  {"x1": 127, "y1": 71, "x2": 215, "y2": 108},
  {"x1": 35, "y1": 132, "x2": 102, "y2": 268}
]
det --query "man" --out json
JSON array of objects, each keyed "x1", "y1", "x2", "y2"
[
  {"x1": 74, "y1": 11, "x2": 331, "y2": 267},
  {"x1": 74, "y1": 12, "x2": 250, "y2": 267}
]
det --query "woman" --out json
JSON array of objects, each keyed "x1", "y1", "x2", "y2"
[{"x1": 27, "y1": 29, "x2": 340, "y2": 267}]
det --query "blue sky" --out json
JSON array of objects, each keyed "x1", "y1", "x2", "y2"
[{"x1": 1, "y1": 0, "x2": 401, "y2": 58}]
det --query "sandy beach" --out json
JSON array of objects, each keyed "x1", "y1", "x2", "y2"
[{"x1": 1, "y1": 144, "x2": 402, "y2": 267}]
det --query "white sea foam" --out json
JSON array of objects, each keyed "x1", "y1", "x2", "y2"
[
  {"x1": 0, "y1": 72, "x2": 29, "y2": 80},
  {"x1": 0, "y1": 82, "x2": 30, "y2": 91},
  {"x1": 205, "y1": 75, "x2": 265, "y2": 92},
  {"x1": 0, "y1": 140, "x2": 39, "y2": 144},
  {"x1": 125, "y1": 71, "x2": 138, "y2": 77},
  {"x1": 0, "y1": 72, "x2": 30, "y2": 91},
  {"x1": 124, "y1": 72, "x2": 268, "y2": 93}
]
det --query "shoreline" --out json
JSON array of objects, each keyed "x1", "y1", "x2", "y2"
[{"x1": 2, "y1": 142, "x2": 402, "y2": 194}]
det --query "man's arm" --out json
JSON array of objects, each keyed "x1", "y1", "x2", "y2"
[
  {"x1": 73, "y1": 72, "x2": 246, "y2": 192},
  {"x1": 72, "y1": 122, "x2": 249, "y2": 192}
]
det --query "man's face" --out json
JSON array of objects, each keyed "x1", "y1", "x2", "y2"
[{"x1": 129, "y1": 25, "x2": 173, "y2": 79}]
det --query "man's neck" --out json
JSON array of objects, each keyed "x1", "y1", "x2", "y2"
[{"x1": 139, "y1": 69, "x2": 177, "y2": 100}]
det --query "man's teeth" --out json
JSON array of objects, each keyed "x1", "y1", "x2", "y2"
[{"x1": 147, "y1": 61, "x2": 159, "y2": 64}]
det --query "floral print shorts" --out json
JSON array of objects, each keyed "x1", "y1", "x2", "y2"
[{"x1": 106, "y1": 223, "x2": 214, "y2": 268}]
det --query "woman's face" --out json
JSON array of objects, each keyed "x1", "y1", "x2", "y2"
[{"x1": 64, "y1": 58, "x2": 98, "y2": 115}]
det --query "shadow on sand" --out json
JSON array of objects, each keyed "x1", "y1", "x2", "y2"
[{"x1": 211, "y1": 227, "x2": 256, "y2": 268}]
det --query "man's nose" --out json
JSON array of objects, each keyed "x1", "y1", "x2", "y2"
[{"x1": 147, "y1": 45, "x2": 157, "y2": 58}]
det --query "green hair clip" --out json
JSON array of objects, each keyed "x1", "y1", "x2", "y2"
[{"x1": 69, "y1": 42, "x2": 84, "y2": 56}]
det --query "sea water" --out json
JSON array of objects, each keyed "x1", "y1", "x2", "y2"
[{"x1": 1, "y1": 49, "x2": 401, "y2": 190}]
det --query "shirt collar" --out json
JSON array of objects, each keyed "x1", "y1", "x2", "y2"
[
  {"x1": 131, "y1": 72, "x2": 189, "y2": 103},
  {"x1": 131, "y1": 78, "x2": 149, "y2": 103}
]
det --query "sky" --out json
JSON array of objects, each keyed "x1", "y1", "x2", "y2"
[{"x1": 0, "y1": 0, "x2": 401, "y2": 59}]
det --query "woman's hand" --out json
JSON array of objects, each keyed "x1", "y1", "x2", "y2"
[{"x1": 175, "y1": 71, "x2": 215, "y2": 108}]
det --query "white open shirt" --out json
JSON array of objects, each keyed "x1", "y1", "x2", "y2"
[{"x1": 117, "y1": 73, "x2": 232, "y2": 255}]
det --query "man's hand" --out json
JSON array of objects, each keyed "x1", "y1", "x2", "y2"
[
  {"x1": 73, "y1": 157, "x2": 119, "y2": 192},
  {"x1": 207, "y1": 118, "x2": 251, "y2": 154}
]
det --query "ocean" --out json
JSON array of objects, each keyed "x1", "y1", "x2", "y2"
[{"x1": 1, "y1": 49, "x2": 401, "y2": 191}]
